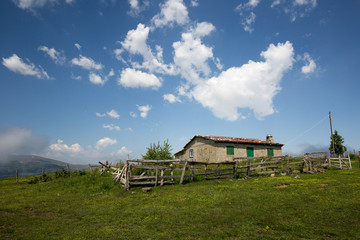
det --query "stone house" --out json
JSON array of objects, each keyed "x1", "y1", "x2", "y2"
[{"x1": 174, "y1": 135, "x2": 283, "y2": 163}]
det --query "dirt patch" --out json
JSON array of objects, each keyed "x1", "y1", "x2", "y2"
[{"x1": 274, "y1": 183, "x2": 296, "y2": 188}]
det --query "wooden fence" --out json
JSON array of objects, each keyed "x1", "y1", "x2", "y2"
[{"x1": 100, "y1": 152, "x2": 353, "y2": 190}]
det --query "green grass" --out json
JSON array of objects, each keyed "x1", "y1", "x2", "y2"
[{"x1": 1, "y1": 162, "x2": 360, "y2": 239}]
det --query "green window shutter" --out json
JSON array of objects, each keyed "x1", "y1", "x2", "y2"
[
  {"x1": 267, "y1": 148, "x2": 274, "y2": 157},
  {"x1": 227, "y1": 146, "x2": 234, "y2": 155},
  {"x1": 247, "y1": 147, "x2": 254, "y2": 157}
]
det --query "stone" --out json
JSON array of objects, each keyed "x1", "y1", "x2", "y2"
[{"x1": 142, "y1": 187, "x2": 152, "y2": 193}]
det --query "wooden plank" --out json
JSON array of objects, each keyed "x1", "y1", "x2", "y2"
[
  {"x1": 155, "y1": 167, "x2": 158, "y2": 187},
  {"x1": 206, "y1": 175, "x2": 234, "y2": 180},
  {"x1": 130, "y1": 176, "x2": 157, "y2": 180},
  {"x1": 130, "y1": 180, "x2": 174, "y2": 186},
  {"x1": 160, "y1": 169, "x2": 164, "y2": 186},
  {"x1": 179, "y1": 161, "x2": 188, "y2": 184}
]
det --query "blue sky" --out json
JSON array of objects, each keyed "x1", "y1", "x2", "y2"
[{"x1": 1, "y1": 0, "x2": 359, "y2": 164}]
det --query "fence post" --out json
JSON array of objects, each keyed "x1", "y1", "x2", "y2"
[
  {"x1": 155, "y1": 167, "x2": 158, "y2": 187},
  {"x1": 170, "y1": 164, "x2": 174, "y2": 182},
  {"x1": 233, "y1": 162, "x2": 237, "y2": 178},
  {"x1": 246, "y1": 158, "x2": 251, "y2": 176},
  {"x1": 16, "y1": 169, "x2": 18, "y2": 183},
  {"x1": 286, "y1": 156, "x2": 290, "y2": 175},
  {"x1": 339, "y1": 155, "x2": 342, "y2": 169},
  {"x1": 204, "y1": 164, "x2": 207, "y2": 180},
  {"x1": 191, "y1": 164, "x2": 194, "y2": 182},
  {"x1": 179, "y1": 161, "x2": 188, "y2": 184}
]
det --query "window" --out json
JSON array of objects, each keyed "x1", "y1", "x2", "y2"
[
  {"x1": 227, "y1": 146, "x2": 234, "y2": 155},
  {"x1": 189, "y1": 149, "x2": 193, "y2": 158},
  {"x1": 247, "y1": 147, "x2": 254, "y2": 157},
  {"x1": 267, "y1": 148, "x2": 274, "y2": 157}
]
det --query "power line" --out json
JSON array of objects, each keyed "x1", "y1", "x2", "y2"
[{"x1": 285, "y1": 114, "x2": 329, "y2": 145}]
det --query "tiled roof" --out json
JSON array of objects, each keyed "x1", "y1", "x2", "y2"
[{"x1": 196, "y1": 135, "x2": 283, "y2": 146}]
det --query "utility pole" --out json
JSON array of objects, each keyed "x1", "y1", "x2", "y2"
[{"x1": 329, "y1": 111, "x2": 335, "y2": 156}]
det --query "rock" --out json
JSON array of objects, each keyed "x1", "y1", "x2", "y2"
[
  {"x1": 280, "y1": 173, "x2": 287, "y2": 176},
  {"x1": 142, "y1": 187, "x2": 152, "y2": 193},
  {"x1": 292, "y1": 170, "x2": 300, "y2": 174},
  {"x1": 294, "y1": 175, "x2": 300, "y2": 179},
  {"x1": 270, "y1": 173, "x2": 276, "y2": 177}
]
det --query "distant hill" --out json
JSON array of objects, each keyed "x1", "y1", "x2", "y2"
[{"x1": 0, "y1": 155, "x2": 89, "y2": 178}]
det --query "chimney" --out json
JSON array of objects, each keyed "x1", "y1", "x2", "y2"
[{"x1": 266, "y1": 134, "x2": 274, "y2": 143}]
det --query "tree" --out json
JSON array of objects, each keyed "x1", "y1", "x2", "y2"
[
  {"x1": 142, "y1": 139, "x2": 174, "y2": 160},
  {"x1": 329, "y1": 130, "x2": 347, "y2": 155}
]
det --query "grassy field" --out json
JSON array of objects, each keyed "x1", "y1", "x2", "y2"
[{"x1": 1, "y1": 161, "x2": 360, "y2": 239}]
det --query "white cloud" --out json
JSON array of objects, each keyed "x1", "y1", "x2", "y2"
[
  {"x1": 118, "y1": 68, "x2": 162, "y2": 89},
  {"x1": 106, "y1": 109, "x2": 120, "y2": 119},
  {"x1": 71, "y1": 73, "x2": 82, "y2": 80},
  {"x1": 89, "y1": 73, "x2": 106, "y2": 85},
  {"x1": 301, "y1": 53, "x2": 316, "y2": 74},
  {"x1": 163, "y1": 93, "x2": 181, "y2": 103},
  {"x1": 71, "y1": 55, "x2": 103, "y2": 70},
  {"x1": 119, "y1": 23, "x2": 177, "y2": 75},
  {"x1": 173, "y1": 22, "x2": 215, "y2": 84},
  {"x1": 96, "y1": 110, "x2": 120, "y2": 119},
  {"x1": 103, "y1": 124, "x2": 120, "y2": 131},
  {"x1": 12, "y1": 0, "x2": 57, "y2": 11},
  {"x1": 271, "y1": 0, "x2": 317, "y2": 22},
  {"x1": 235, "y1": 0, "x2": 260, "y2": 32},
  {"x1": 137, "y1": 104, "x2": 152, "y2": 118},
  {"x1": 2, "y1": 54, "x2": 51, "y2": 79},
  {"x1": 96, "y1": 112, "x2": 106, "y2": 117},
  {"x1": 110, "y1": 146, "x2": 132, "y2": 158},
  {"x1": 74, "y1": 43, "x2": 81, "y2": 50},
  {"x1": 191, "y1": 41, "x2": 294, "y2": 121},
  {"x1": 190, "y1": 0, "x2": 199, "y2": 7},
  {"x1": 151, "y1": 0, "x2": 189, "y2": 29},
  {"x1": 38, "y1": 46, "x2": 66, "y2": 65},
  {"x1": 127, "y1": 0, "x2": 149, "y2": 16},
  {"x1": 130, "y1": 112, "x2": 137, "y2": 118},
  {"x1": 46, "y1": 137, "x2": 131, "y2": 164},
  {"x1": 95, "y1": 137, "x2": 117, "y2": 150},
  {"x1": 49, "y1": 139, "x2": 83, "y2": 153}
]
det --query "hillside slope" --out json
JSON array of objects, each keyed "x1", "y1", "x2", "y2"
[{"x1": 0, "y1": 155, "x2": 88, "y2": 177}]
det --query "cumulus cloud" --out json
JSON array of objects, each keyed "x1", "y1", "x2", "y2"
[
  {"x1": 49, "y1": 139, "x2": 83, "y2": 153},
  {"x1": 46, "y1": 137, "x2": 131, "y2": 164},
  {"x1": 190, "y1": 0, "x2": 199, "y2": 7},
  {"x1": 137, "y1": 104, "x2": 152, "y2": 118},
  {"x1": 235, "y1": 0, "x2": 260, "y2": 32},
  {"x1": 151, "y1": 0, "x2": 189, "y2": 29},
  {"x1": 127, "y1": 0, "x2": 149, "y2": 16},
  {"x1": 106, "y1": 109, "x2": 120, "y2": 119},
  {"x1": 191, "y1": 41, "x2": 294, "y2": 121},
  {"x1": 74, "y1": 43, "x2": 81, "y2": 50},
  {"x1": 163, "y1": 93, "x2": 181, "y2": 103},
  {"x1": 173, "y1": 22, "x2": 216, "y2": 84},
  {"x1": 12, "y1": 0, "x2": 57, "y2": 11},
  {"x1": 118, "y1": 23, "x2": 177, "y2": 75},
  {"x1": 96, "y1": 109, "x2": 120, "y2": 119},
  {"x1": 71, "y1": 55, "x2": 103, "y2": 70},
  {"x1": 89, "y1": 73, "x2": 106, "y2": 85},
  {"x1": 95, "y1": 137, "x2": 117, "y2": 150},
  {"x1": 301, "y1": 53, "x2": 316, "y2": 74},
  {"x1": 2, "y1": 54, "x2": 51, "y2": 79},
  {"x1": 0, "y1": 127, "x2": 49, "y2": 161},
  {"x1": 103, "y1": 124, "x2": 120, "y2": 131},
  {"x1": 110, "y1": 146, "x2": 132, "y2": 159},
  {"x1": 118, "y1": 68, "x2": 162, "y2": 89},
  {"x1": 38, "y1": 46, "x2": 66, "y2": 65},
  {"x1": 271, "y1": 0, "x2": 317, "y2": 22}
]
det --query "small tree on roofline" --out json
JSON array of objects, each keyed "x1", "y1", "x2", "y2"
[
  {"x1": 142, "y1": 139, "x2": 174, "y2": 160},
  {"x1": 329, "y1": 130, "x2": 347, "y2": 155}
]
